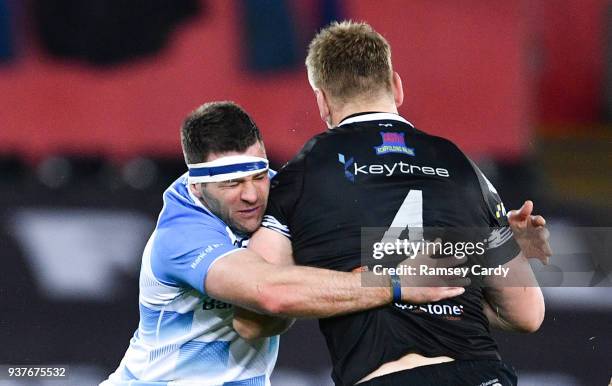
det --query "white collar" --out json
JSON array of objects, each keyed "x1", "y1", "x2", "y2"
[{"x1": 337, "y1": 112, "x2": 413, "y2": 127}]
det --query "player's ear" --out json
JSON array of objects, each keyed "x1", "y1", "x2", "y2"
[
  {"x1": 314, "y1": 88, "x2": 331, "y2": 127},
  {"x1": 189, "y1": 183, "x2": 203, "y2": 198},
  {"x1": 392, "y1": 72, "x2": 404, "y2": 108}
]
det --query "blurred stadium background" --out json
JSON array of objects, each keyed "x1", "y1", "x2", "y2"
[{"x1": 0, "y1": 1, "x2": 610, "y2": 385}]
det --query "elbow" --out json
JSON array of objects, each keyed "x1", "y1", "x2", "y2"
[
  {"x1": 516, "y1": 299, "x2": 545, "y2": 333},
  {"x1": 527, "y1": 305, "x2": 545, "y2": 333},
  {"x1": 515, "y1": 315, "x2": 543, "y2": 333},
  {"x1": 255, "y1": 283, "x2": 291, "y2": 316}
]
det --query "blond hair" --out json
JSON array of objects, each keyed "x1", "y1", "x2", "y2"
[{"x1": 305, "y1": 21, "x2": 393, "y2": 102}]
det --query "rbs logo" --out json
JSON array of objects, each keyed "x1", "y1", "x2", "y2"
[{"x1": 202, "y1": 298, "x2": 232, "y2": 310}]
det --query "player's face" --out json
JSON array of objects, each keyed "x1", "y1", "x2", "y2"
[{"x1": 192, "y1": 142, "x2": 270, "y2": 235}]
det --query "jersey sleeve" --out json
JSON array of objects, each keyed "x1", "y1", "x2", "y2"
[
  {"x1": 469, "y1": 160, "x2": 521, "y2": 267},
  {"x1": 150, "y1": 224, "x2": 240, "y2": 295},
  {"x1": 261, "y1": 153, "x2": 307, "y2": 239}
]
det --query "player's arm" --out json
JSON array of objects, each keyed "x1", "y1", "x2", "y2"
[
  {"x1": 482, "y1": 200, "x2": 549, "y2": 332},
  {"x1": 467, "y1": 160, "x2": 546, "y2": 332},
  {"x1": 482, "y1": 251, "x2": 545, "y2": 332},
  {"x1": 232, "y1": 228, "x2": 295, "y2": 339},
  {"x1": 206, "y1": 233, "x2": 466, "y2": 319},
  {"x1": 206, "y1": 246, "x2": 395, "y2": 319},
  {"x1": 233, "y1": 229, "x2": 468, "y2": 338}
]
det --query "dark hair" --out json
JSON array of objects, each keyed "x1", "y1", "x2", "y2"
[{"x1": 180, "y1": 101, "x2": 263, "y2": 164}]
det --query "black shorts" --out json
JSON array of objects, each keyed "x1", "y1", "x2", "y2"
[{"x1": 357, "y1": 360, "x2": 517, "y2": 386}]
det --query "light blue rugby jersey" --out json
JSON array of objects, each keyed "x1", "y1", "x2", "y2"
[{"x1": 102, "y1": 172, "x2": 279, "y2": 386}]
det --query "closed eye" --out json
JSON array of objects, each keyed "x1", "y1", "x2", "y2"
[{"x1": 252, "y1": 171, "x2": 268, "y2": 180}]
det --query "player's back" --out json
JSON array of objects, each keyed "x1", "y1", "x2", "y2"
[{"x1": 264, "y1": 112, "x2": 519, "y2": 385}]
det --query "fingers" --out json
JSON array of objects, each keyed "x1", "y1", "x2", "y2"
[
  {"x1": 401, "y1": 286, "x2": 466, "y2": 303},
  {"x1": 425, "y1": 287, "x2": 467, "y2": 302},
  {"x1": 509, "y1": 200, "x2": 533, "y2": 223},
  {"x1": 533, "y1": 227, "x2": 552, "y2": 265},
  {"x1": 523, "y1": 200, "x2": 534, "y2": 216},
  {"x1": 440, "y1": 287, "x2": 466, "y2": 298},
  {"x1": 530, "y1": 215, "x2": 546, "y2": 227},
  {"x1": 541, "y1": 227, "x2": 551, "y2": 248},
  {"x1": 540, "y1": 241, "x2": 552, "y2": 266},
  {"x1": 528, "y1": 209, "x2": 551, "y2": 265}
]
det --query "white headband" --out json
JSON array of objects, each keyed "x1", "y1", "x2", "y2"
[{"x1": 187, "y1": 155, "x2": 269, "y2": 183}]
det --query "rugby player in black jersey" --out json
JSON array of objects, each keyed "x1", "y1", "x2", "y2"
[{"x1": 242, "y1": 21, "x2": 550, "y2": 386}]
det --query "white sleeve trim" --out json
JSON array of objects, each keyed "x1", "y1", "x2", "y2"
[
  {"x1": 205, "y1": 247, "x2": 245, "y2": 277},
  {"x1": 261, "y1": 215, "x2": 291, "y2": 239}
]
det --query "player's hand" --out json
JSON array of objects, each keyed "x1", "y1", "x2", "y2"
[
  {"x1": 508, "y1": 200, "x2": 552, "y2": 265},
  {"x1": 396, "y1": 241, "x2": 470, "y2": 303},
  {"x1": 399, "y1": 285, "x2": 467, "y2": 304}
]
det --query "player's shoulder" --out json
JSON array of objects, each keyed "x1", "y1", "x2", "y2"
[
  {"x1": 273, "y1": 130, "x2": 331, "y2": 174},
  {"x1": 295, "y1": 130, "x2": 332, "y2": 159},
  {"x1": 154, "y1": 175, "x2": 231, "y2": 254},
  {"x1": 407, "y1": 128, "x2": 492, "y2": 193},
  {"x1": 413, "y1": 128, "x2": 467, "y2": 154},
  {"x1": 287, "y1": 126, "x2": 362, "y2": 164},
  {"x1": 417, "y1": 128, "x2": 478, "y2": 166}
]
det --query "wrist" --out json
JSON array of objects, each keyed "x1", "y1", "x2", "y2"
[{"x1": 389, "y1": 273, "x2": 402, "y2": 303}]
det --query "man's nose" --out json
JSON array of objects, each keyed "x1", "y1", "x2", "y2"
[{"x1": 240, "y1": 181, "x2": 258, "y2": 203}]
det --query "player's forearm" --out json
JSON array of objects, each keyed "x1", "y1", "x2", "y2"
[
  {"x1": 233, "y1": 306, "x2": 294, "y2": 339},
  {"x1": 254, "y1": 266, "x2": 392, "y2": 318},
  {"x1": 206, "y1": 250, "x2": 392, "y2": 318}
]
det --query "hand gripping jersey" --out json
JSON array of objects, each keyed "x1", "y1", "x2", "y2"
[
  {"x1": 102, "y1": 173, "x2": 278, "y2": 386},
  {"x1": 261, "y1": 112, "x2": 520, "y2": 386}
]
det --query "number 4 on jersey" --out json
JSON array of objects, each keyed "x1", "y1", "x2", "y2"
[{"x1": 380, "y1": 189, "x2": 424, "y2": 244}]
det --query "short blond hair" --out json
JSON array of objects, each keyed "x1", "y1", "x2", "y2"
[{"x1": 305, "y1": 21, "x2": 393, "y2": 102}]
